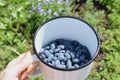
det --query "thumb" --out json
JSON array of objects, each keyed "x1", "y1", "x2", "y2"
[{"x1": 14, "y1": 51, "x2": 32, "y2": 75}]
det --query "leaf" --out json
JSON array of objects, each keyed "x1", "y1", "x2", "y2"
[{"x1": 0, "y1": 0, "x2": 7, "y2": 6}]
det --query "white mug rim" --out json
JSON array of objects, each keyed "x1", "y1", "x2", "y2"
[{"x1": 33, "y1": 16, "x2": 100, "y2": 71}]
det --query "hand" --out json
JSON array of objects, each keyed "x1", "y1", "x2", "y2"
[{"x1": 0, "y1": 51, "x2": 39, "y2": 80}]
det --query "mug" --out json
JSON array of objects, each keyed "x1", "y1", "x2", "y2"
[{"x1": 31, "y1": 16, "x2": 100, "y2": 80}]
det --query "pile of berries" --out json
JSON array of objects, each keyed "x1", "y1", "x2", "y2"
[{"x1": 39, "y1": 39, "x2": 91, "y2": 69}]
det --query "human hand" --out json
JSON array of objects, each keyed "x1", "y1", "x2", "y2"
[{"x1": 0, "y1": 51, "x2": 39, "y2": 80}]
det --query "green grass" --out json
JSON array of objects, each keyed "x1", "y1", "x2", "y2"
[{"x1": 0, "y1": 0, "x2": 120, "y2": 80}]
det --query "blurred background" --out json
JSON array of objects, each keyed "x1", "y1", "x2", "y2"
[{"x1": 0, "y1": 0, "x2": 120, "y2": 80}]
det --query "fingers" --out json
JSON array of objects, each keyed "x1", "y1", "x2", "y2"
[
  {"x1": 5, "y1": 51, "x2": 39, "y2": 80},
  {"x1": 25, "y1": 61, "x2": 39, "y2": 75},
  {"x1": 23, "y1": 77, "x2": 29, "y2": 80},
  {"x1": 21, "y1": 61, "x2": 39, "y2": 80},
  {"x1": 14, "y1": 51, "x2": 32, "y2": 74}
]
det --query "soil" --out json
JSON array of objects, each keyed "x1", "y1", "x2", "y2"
[
  {"x1": 92, "y1": 0, "x2": 111, "y2": 15},
  {"x1": 95, "y1": 49, "x2": 106, "y2": 62}
]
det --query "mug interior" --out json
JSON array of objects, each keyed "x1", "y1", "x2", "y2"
[{"x1": 33, "y1": 16, "x2": 100, "y2": 71}]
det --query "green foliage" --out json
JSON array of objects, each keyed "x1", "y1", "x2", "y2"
[
  {"x1": 108, "y1": 12, "x2": 120, "y2": 29},
  {"x1": 0, "y1": 0, "x2": 31, "y2": 70},
  {"x1": 83, "y1": 0, "x2": 120, "y2": 80},
  {"x1": 95, "y1": 0, "x2": 120, "y2": 13}
]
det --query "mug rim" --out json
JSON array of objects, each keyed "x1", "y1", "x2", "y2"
[{"x1": 33, "y1": 16, "x2": 100, "y2": 71}]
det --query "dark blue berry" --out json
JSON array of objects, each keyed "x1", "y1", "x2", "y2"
[
  {"x1": 84, "y1": 59, "x2": 89, "y2": 63},
  {"x1": 71, "y1": 40, "x2": 80, "y2": 47},
  {"x1": 75, "y1": 52, "x2": 81, "y2": 59},
  {"x1": 55, "y1": 39, "x2": 65, "y2": 45},
  {"x1": 80, "y1": 55, "x2": 85, "y2": 61},
  {"x1": 74, "y1": 45, "x2": 82, "y2": 52},
  {"x1": 80, "y1": 62, "x2": 84, "y2": 66},
  {"x1": 64, "y1": 42, "x2": 73, "y2": 51},
  {"x1": 76, "y1": 51, "x2": 82, "y2": 55},
  {"x1": 81, "y1": 49, "x2": 91, "y2": 59}
]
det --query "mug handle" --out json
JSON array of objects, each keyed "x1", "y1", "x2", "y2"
[{"x1": 28, "y1": 54, "x2": 41, "y2": 78}]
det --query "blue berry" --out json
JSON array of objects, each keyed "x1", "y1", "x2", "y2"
[
  {"x1": 74, "y1": 45, "x2": 82, "y2": 52},
  {"x1": 49, "y1": 49, "x2": 54, "y2": 54},
  {"x1": 58, "y1": 55, "x2": 65, "y2": 60},
  {"x1": 66, "y1": 50, "x2": 70, "y2": 54},
  {"x1": 40, "y1": 54, "x2": 46, "y2": 59},
  {"x1": 71, "y1": 40, "x2": 80, "y2": 47},
  {"x1": 64, "y1": 52, "x2": 69, "y2": 56},
  {"x1": 59, "y1": 52, "x2": 64, "y2": 56},
  {"x1": 70, "y1": 52, "x2": 75, "y2": 59},
  {"x1": 64, "y1": 52, "x2": 71, "y2": 59},
  {"x1": 74, "y1": 64, "x2": 79, "y2": 68},
  {"x1": 59, "y1": 50, "x2": 65, "y2": 53},
  {"x1": 70, "y1": 66, "x2": 75, "y2": 69},
  {"x1": 50, "y1": 41, "x2": 57, "y2": 46},
  {"x1": 44, "y1": 58, "x2": 48, "y2": 62},
  {"x1": 48, "y1": 62, "x2": 53, "y2": 66},
  {"x1": 47, "y1": 54, "x2": 53, "y2": 62},
  {"x1": 40, "y1": 48, "x2": 44, "y2": 53},
  {"x1": 54, "y1": 53, "x2": 60, "y2": 57},
  {"x1": 55, "y1": 39, "x2": 65, "y2": 45},
  {"x1": 54, "y1": 48, "x2": 61, "y2": 52},
  {"x1": 55, "y1": 60, "x2": 60, "y2": 65},
  {"x1": 67, "y1": 60, "x2": 72, "y2": 69},
  {"x1": 52, "y1": 57, "x2": 58, "y2": 61},
  {"x1": 44, "y1": 50, "x2": 51, "y2": 57},
  {"x1": 75, "y1": 52, "x2": 81, "y2": 59},
  {"x1": 84, "y1": 59, "x2": 89, "y2": 63},
  {"x1": 81, "y1": 46, "x2": 87, "y2": 50},
  {"x1": 63, "y1": 41, "x2": 72, "y2": 50},
  {"x1": 61, "y1": 65, "x2": 66, "y2": 69},
  {"x1": 57, "y1": 45, "x2": 65, "y2": 49},
  {"x1": 77, "y1": 51, "x2": 82, "y2": 55},
  {"x1": 81, "y1": 49, "x2": 91, "y2": 60},
  {"x1": 52, "y1": 61, "x2": 55, "y2": 66},
  {"x1": 80, "y1": 55, "x2": 85, "y2": 61},
  {"x1": 56, "y1": 64, "x2": 66, "y2": 69},
  {"x1": 45, "y1": 46, "x2": 50, "y2": 50},
  {"x1": 80, "y1": 62, "x2": 84, "y2": 66},
  {"x1": 65, "y1": 45, "x2": 73, "y2": 51},
  {"x1": 50, "y1": 43, "x2": 56, "y2": 50},
  {"x1": 72, "y1": 58, "x2": 80, "y2": 63},
  {"x1": 61, "y1": 61, "x2": 65, "y2": 65},
  {"x1": 81, "y1": 49, "x2": 88, "y2": 54}
]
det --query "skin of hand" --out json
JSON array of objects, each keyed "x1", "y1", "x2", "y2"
[{"x1": 0, "y1": 51, "x2": 39, "y2": 80}]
